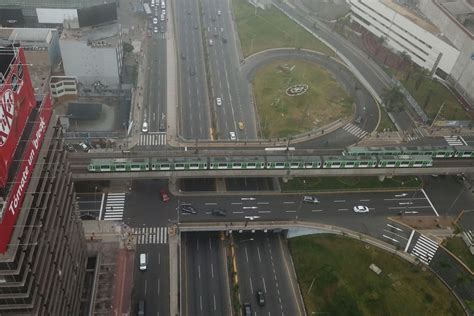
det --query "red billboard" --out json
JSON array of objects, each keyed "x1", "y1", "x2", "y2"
[
  {"x1": 0, "y1": 94, "x2": 53, "y2": 253},
  {"x1": 0, "y1": 47, "x2": 36, "y2": 188}
]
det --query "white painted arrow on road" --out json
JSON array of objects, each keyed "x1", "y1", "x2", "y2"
[{"x1": 395, "y1": 193, "x2": 408, "y2": 197}]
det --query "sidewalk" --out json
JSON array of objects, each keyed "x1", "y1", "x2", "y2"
[{"x1": 112, "y1": 248, "x2": 135, "y2": 316}]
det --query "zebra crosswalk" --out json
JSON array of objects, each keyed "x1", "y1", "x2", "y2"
[
  {"x1": 410, "y1": 234, "x2": 439, "y2": 264},
  {"x1": 133, "y1": 227, "x2": 168, "y2": 244},
  {"x1": 444, "y1": 136, "x2": 466, "y2": 146},
  {"x1": 103, "y1": 193, "x2": 126, "y2": 221},
  {"x1": 342, "y1": 123, "x2": 368, "y2": 139},
  {"x1": 139, "y1": 132, "x2": 167, "y2": 146}
]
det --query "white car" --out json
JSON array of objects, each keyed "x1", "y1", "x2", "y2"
[
  {"x1": 160, "y1": 14, "x2": 165, "y2": 22},
  {"x1": 353, "y1": 205, "x2": 370, "y2": 213},
  {"x1": 79, "y1": 142, "x2": 89, "y2": 152},
  {"x1": 142, "y1": 122, "x2": 149, "y2": 133},
  {"x1": 303, "y1": 196, "x2": 319, "y2": 204},
  {"x1": 217, "y1": 9, "x2": 222, "y2": 16},
  {"x1": 229, "y1": 131, "x2": 236, "y2": 141},
  {"x1": 153, "y1": 17, "x2": 158, "y2": 24},
  {"x1": 154, "y1": 26, "x2": 159, "y2": 33},
  {"x1": 216, "y1": 97, "x2": 222, "y2": 106}
]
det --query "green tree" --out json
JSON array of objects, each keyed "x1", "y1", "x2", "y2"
[
  {"x1": 123, "y1": 42, "x2": 134, "y2": 54},
  {"x1": 413, "y1": 67, "x2": 430, "y2": 91},
  {"x1": 382, "y1": 86, "x2": 405, "y2": 112},
  {"x1": 375, "y1": 35, "x2": 386, "y2": 56},
  {"x1": 397, "y1": 51, "x2": 411, "y2": 71}
]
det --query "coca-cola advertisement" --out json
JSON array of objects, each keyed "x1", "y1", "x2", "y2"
[
  {"x1": 0, "y1": 94, "x2": 53, "y2": 253},
  {"x1": 0, "y1": 47, "x2": 36, "y2": 188}
]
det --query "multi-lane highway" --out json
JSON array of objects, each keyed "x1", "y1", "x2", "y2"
[
  {"x1": 234, "y1": 231, "x2": 305, "y2": 316},
  {"x1": 174, "y1": 0, "x2": 211, "y2": 139},
  {"x1": 133, "y1": 244, "x2": 170, "y2": 316},
  {"x1": 200, "y1": 0, "x2": 257, "y2": 140},
  {"x1": 139, "y1": 2, "x2": 169, "y2": 148},
  {"x1": 181, "y1": 232, "x2": 231, "y2": 316}
]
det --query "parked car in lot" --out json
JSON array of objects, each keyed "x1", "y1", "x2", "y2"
[
  {"x1": 160, "y1": 189, "x2": 170, "y2": 202},
  {"x1": 216, "y1": 97, "x2": 222, "y2": 106},
  {"x1": 180, "y1": 204, "x2": 197, "y2": 214},
  {"x1": 353, "y1": 205, "x2": 369, "y2": 213},
  {"x1": 238, "y1": 121, "x2": 244, "y2": 130},
  {"x1": 302, "y1": 196, "x2": 319, "y2": 203},
  {"x1": 229, "y1": 131, "x2": 236, "y2": 141},
  {"x1": 153, "y1": 17, "x2": 158, "y2": 24}
]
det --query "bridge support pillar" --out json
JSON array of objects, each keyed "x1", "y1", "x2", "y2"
[{"x1": 378, "y1": 175, "x2": 386, "y2": 182}]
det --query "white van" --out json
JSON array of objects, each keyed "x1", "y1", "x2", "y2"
[
  {"x1": 161, "y1": 1, "x2": 165, "y2": 9},
  {"x1": 139, "y1": 253, "x2": 147, "y2": 271}
]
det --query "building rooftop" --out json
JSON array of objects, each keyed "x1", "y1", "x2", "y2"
[
  {"x1": 61, "y1": 22, "x2": 120, "y2": 47},
  {"x1": 382, "y1": 0, "x2": 441, "y2": 34},
  {"x1": 0, "y1": 0, "x2": 115, "y2": 9},
  {"x1": 0, "y1": 28, "x2": 54, "y2": 44}
]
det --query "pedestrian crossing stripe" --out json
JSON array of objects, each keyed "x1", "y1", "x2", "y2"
[
  {"x1": 133, "y1": 227, "x2": 169, "y2": 244},
  {"x1": 103, "y1": 193, "x2": 126, "y2": 221},
  {"x1": 410, "y1": 234, "x2": 439, "y2": 264},
  {"x1": 139, "y1": 133, "x2": 167, "y2": 146},
  {"x1": 444, "y1": 136, "x2": 466, "y2": 146},
  {"x1": 343, "y1": 123, "x2": 368, "y2": 139}
]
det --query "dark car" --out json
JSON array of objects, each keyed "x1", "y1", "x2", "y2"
[
  {"x1": 222, "y1": 36, "x2": 227, "y2": 43},
  {"x1": 189, "y1": 66, "x2": 196, "y2": 76},
  {"x1": 137, "y1": 300, "x2": 145, "y2": 316},
  {"x1": 243, "y1": 303, "x2": 252, "y2": 316},
  {"x1": 64, "y1": 143, "x2": 75, "y2": 152},
  {"x1": 181, "y1": 204, "x2": 197, "y2": 214},
  {"x1": 256, "y1": 289, "x2": 265, "y2": 306},
  {"x1": 211, "y1": 209, "x2": 227, "y2": 217},
  {"x1": 181, "y1": 52, "x2": 186, "y2": 59}
]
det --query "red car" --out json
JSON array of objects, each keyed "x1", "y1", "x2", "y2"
[{"x1": 160, "y1": 189, "x2": 170, "y2": 202}]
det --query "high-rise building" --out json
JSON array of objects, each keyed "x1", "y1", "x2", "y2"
[{"x1": 0, "y1": 46, "x2": 87, "y2": 315}]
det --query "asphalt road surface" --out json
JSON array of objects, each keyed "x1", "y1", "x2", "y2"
[
  {"x1": 234, "y1": 231, "x2": 305, "y2": 316},
  {"x1": 144, "y1": 17, "x2": 168, "y2": 134},
  {"x1": 175, "y1": 0, "x2": 211, "y2": 139},
  {"x1": 133, "y1": 244, "x2": 170, "y2": 316},
  {"x1": 200, "y1": 0, "x2": 257, "y2": 140},
  {"x1": 181, "y1": 232, "x2": 231, "y2": 316}
]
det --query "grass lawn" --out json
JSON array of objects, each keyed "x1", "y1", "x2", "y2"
[
  {"x1": 290, "y1": 234, "x2": 464, "y2": 316},
  {"x1": 400, "y1": 75, "x2": 471, "y2": 121},
  {"x1": 377, "y1": 106, "x2": 396, "y2": 132},
  {"x1": 280, "y1": 176, "x2": 421, "y2": 192},
  {"x1": 232, "y1": 0, "x2": 333, "y2": 57},
  {"x1": 443, "y1": 236, "x2": 474, "y2": 272},
  {"x1": 254, "y1": 60, "x2": 353, "y2": 138}
]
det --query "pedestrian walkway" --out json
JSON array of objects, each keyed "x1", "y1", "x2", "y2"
[
  {"x1": 444, "y1": 135, "x2": 466, "y2": 146},
  {"x1": 410, "y1": 234, "x2": 439, "y2": 264},
  {"x1": 139, "y1": 132, "x2": 167, "y2": 146},
  {"x1": 133, "y1": 226, "x2": 169, "y2": 244},
  {"x1": 343, "y1": 123, "x2": 368, "y2": 139},
  {"x1": 103, "y1": 193, "x2": 126, "y2": 221}
]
